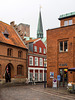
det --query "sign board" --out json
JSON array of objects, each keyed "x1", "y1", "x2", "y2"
[
  {"x1": 53, "y1": 78, "x2": 57, "y2": 88},
  {"x1": 57, "y1": 75, "x2": 61, "y2": 81},
  {"x1": 50, "y1": 72, "x2": 54, "y2": 78}
]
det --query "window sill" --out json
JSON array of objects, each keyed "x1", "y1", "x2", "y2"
[{"x1": 59, "y1": 51, "x2": 68, "y2": 53}]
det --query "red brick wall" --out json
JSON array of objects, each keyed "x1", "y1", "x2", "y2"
[
  {"x1": 47, "y1": 24, "x2": 75, "y2": 87},
  {"x1": 0, "y1": 43, "x2": 28, "y2": 79}
]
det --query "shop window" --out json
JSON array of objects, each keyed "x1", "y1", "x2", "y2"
[
  {"x1": 29, "y1": 56, "x2": 33, "y2": 66},
  {"x1": 40, "y1": 73, "x2": 43, "y2": 81},
  {"x1": 59, "y1": 41, "x2": 68, "y2": 52},
  {"x1": 35, "y1": 72, "x2": 38, "y2": 81},
  {"x1": 7, "y1": 48, "x2": 13, "y2": 56},
  {"x1": 30, "y1": 72, "x2": 33, "y2": 82},
  {"x1": 18, "y1": 50, "x2": 22, "y2": 58},
  {"x1": 17, "y1": 65, "x2": 23, "y2": 75}
]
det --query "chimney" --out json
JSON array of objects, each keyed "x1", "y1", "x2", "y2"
[{"x1": 10, "y1": 21, "x2": 15, "y2": 27}]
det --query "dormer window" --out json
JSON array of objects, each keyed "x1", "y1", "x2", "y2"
[{"x1": 3, "y1": 30, "x2": 9, "y2": 39}]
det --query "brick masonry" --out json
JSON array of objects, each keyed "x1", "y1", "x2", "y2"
[{"x1": 47, "y1": 24, "x2": 75, "y2": 87}]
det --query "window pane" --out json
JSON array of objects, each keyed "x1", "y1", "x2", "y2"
[
  {"x1": 29, "y1": 56, "x2": 33, "y2": 66},
  {"x1": 64, "y1": 41, "x2": 68, "y2": 51},
  {"x1": 69, "y1": 20, "x2": 72, "y2": 25},
  {"x1": 60, "y1": 42, "x2": 63, "y2": 52},
  {"x1": 35, "y1": 57, "x2": 38, "y2": 66},
  {"x1": 30, "y1": 72, "x2": 33, "y2": 82},
  {"x1": 35, "y1": 72, "x2": 38, "y2": 81},
  {"x1": 64, "y1": 21, "x2": 68, "y2": 26}
]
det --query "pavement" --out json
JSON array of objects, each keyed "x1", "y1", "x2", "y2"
[{"x1": 0, "y1": 83, "x2": 75, "y2": 100}]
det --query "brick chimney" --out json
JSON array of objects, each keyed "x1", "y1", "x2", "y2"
[{"x1": 10, "y1": 21, "x2": 15, "y2": 27}]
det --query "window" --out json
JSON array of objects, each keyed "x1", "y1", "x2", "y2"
[
  {"x1": 18, "y1": 50, "x2": 22, "y2": 58},
  {"x1": 34, "y1": 46, "x2": 37, "y2": 52},
  {"x1": 39, "y1": 47, "x2": 42, "y2": 53},
  {"x1": 40, "y1": 72, "x2": 43, "y2": 81},
  {"x1": 64, "y1": 21, "x2": 68, "y2": 26},
  {"x1": 3, "y1": 30, "x2": 9, "y2": 39},
  {"x1": 35, "y1": 72, "x2": 38, "y2": 81},
  {"x1": 17, "y1": 65, "x2": 23, "y2": 75},
  {"x1": 29, "y1": 56, "x2": 33, "y2": 66},
  {"x1": 7, "y1": 48, "x2": 13, "y2": 56},
  {"x1": 59, "y1": 41, "x2": 68, "y2": 52},
  {"x1": 69, "y1": 20, "x2": 72, "y2": 25},
  {"x1": 30, "y1": 72, "x2": 33, "y2": 82},
  {"x1": 35, "y1": 57, "x2": 38, "y2": 66},
  {"x1": 39, "y1": 58, "x2": 43, "y2": 66},
  {"x1": 43, "y1": 48, "x2": 46, "y2": 54}
]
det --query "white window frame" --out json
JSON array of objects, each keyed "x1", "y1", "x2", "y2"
[
  {"x1": 39, "y1": 58, "x2": 43, "y2": 66},
  {"x1": 35, "y1": 57, "x2": 38, "y2": 66},
  {"x1": 34, "y1": 46, "x2": 37, "y2": 52},
  {"x1": 39, "y1": 47, "x2": 42, "y2": 53},
  {"x1": 29, "y1": 56, "x2": 33, "y2": 66}
]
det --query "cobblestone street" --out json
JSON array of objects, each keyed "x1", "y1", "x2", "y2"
[{"x1": 0, "y1": 84, "x2": 75, "y2": 100}]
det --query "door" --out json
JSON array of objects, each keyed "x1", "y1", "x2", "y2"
[{"x1": 59, "y1": 68, "x2": 68, "y2": 87}]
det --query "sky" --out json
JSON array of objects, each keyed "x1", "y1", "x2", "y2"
[{"x1": 0, "y1": 0, "x2": 75, "y2": 38}]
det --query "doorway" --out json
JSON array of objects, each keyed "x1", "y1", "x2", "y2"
[
  {"x1": 59, "y1": 68, "x2": 68, "y2": 87},
  {"x1": 5, "y1": 63, "x2": 14, "y2": 82}
]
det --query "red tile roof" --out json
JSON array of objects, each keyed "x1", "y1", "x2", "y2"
[{"x1": 0, "y1": 21, "x2": 27, "y2": 49}]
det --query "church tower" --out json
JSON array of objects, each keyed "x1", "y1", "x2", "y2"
[{"x1": 37, "y1": 8, "x2": 43, "y2": 39}]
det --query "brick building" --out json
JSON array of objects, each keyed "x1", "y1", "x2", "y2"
[
  {"x1": 47, "y1": 12, "x2": 75, "y2": 87},
  {"x1": 0, "y1": 21, "x2": 28, "y2": 84},
  {"x1": 26, "y1": 38, "x2": 47, "y2": 82}
]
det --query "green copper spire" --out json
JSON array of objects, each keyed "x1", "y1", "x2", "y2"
[{"x1": 37, "y1": 8, "x2": 43, "y2": 39}]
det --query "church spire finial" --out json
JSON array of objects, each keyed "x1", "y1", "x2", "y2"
[{"x1": 37, "y1": 7, "x2": 43, "y2": 39}]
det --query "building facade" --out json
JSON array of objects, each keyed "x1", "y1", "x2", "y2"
[
  {"x1": 26, "y1": 38, "x2": 47, "y2": 82},
  {"x1": 47, "y1": 12, "x2": 75, "y2": 87},
  {"x1": 0, "y1": 21, "x2": 28, "y2": 84}
]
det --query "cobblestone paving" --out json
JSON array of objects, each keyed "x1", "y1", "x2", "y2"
[{"x1": 0, "y1": 84, "x2": 75, "y2": 100}]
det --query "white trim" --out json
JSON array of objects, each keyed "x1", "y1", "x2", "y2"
[{"x1": 28, "y1": 67, "x2": 47, "y2": 70}]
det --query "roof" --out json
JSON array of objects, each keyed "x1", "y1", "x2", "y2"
[
  {"x1": 0, "y1": 21, "x2": 27, "y2": 49},
  {"x1": 26, "y1": 38, "x2": 40, "y2": 43},
  {"x1": 59, "y1": 11, "x2": 75, "y2": 20}
]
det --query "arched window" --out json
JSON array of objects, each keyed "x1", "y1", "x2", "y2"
[
  {"x1": 18, "y1": 51, "x2": 22, "y2": 58},
  {"x1": 17, "y1": 65, "x2": 23, "y2": 75},
  {"x1": 7, "y1": 48, "x2": 13, "y2": 56}
]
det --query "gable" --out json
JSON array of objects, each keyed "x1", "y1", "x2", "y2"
[{"x1": 0, "y1": 21, "x2": 27, "y2": 49}]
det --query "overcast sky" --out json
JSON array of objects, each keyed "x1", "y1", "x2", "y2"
[{"x1": 0, "y1": 0, "x2": 75, "y2": 38}]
